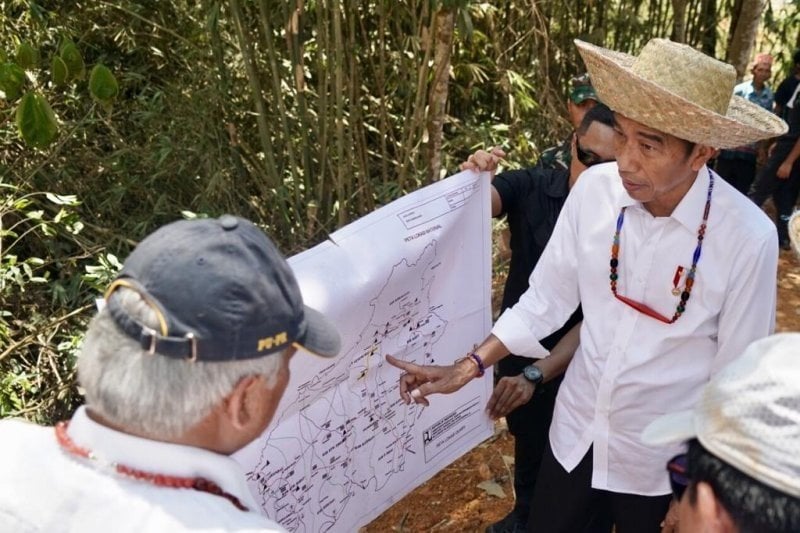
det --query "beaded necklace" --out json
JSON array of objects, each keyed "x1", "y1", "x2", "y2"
[
  {"x1": 609, "y1": 172, "x2": 714, "y2": 324},
  {"x1": 55, "y1": 420, "x2": 249, "y2": 512}
]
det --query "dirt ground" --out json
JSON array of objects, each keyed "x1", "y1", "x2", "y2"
[{"x1": 363, "y1": 246, "x2": 800, "y2": 533}]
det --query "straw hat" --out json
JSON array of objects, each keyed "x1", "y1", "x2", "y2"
[{"x1": 575, "y1": 39, "x2": 787, "y2": 149}]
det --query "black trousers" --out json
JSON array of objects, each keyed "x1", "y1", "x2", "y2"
[
  {"x1": 526, "y1": 443, "x2": 671, "y2": 533},
  {"x1": 498, "y1": 355, "x2": 562, "y2": 523},
  {"x1": 749, "y1": 139, "x2": 800, "y2": 244}
]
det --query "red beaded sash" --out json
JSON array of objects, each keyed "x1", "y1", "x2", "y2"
[{"x1": 55, "y1": 421, "x2": 249, "y2": 512}]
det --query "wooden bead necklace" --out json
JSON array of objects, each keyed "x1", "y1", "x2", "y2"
[{"x1": 610, "y1": 172, "x2": 714, "y2": 324}]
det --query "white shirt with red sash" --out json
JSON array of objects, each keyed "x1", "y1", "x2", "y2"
[{"x1": 0, "y1": 406, "x2": 284, "y2": 532}]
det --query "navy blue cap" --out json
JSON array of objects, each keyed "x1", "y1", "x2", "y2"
[{"x1": 105, "y1": 215, "x2": 341, "y2": 362}]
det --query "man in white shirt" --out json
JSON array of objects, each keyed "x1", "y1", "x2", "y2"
[
  {"x1": 0, "y1": 215, "x2": 342, "y2": 532},
  {"x1": 388, "y1": 39, "x2": 787, "y2": 532}
]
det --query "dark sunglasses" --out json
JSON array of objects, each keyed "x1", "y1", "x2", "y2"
[
  {"x1": 576, "y1": 142, "x2": 614, "y2": 167},
  {"x1": 667, "y1": 453, "x2": 689, "y2": 501}
]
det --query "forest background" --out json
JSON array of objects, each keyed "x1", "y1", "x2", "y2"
[{"x1": 1, "y1": 0, "x2": 799, "y2": 428}]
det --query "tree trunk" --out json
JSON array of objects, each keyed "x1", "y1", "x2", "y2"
[
  {"x1": 671, "y1": 0, "x2": 687, "y2": 42},
  {"x1": 699, "y1": 0, "x2": 716, "y2": 55},
  {"x1": 726, "y1": 0, "x2": 766, "y2": 80},
  {"x1": 426, "y1": 7, "x2": 455, "y2": 183}
]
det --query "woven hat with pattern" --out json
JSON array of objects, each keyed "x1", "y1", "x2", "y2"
[
  {"x1": 575, "y1": 38, "x2": 788, "y2": 149},
  {"x1": 643, "y1": 333, "x2": 800, "y2": 498}
]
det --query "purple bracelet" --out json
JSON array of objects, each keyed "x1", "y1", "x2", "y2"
[{"x1": 468, "y1": 353, "x2": 486, "y2": 377}]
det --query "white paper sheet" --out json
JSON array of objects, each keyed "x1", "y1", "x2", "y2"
[{"x1": 233, "y1": 170, "x2": 494, "y2": 532}]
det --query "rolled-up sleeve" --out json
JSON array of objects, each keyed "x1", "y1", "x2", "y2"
[{"x1": 491, "y1": 174, "x2": 584, "y2": 357}]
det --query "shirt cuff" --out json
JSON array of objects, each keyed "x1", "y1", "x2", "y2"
[{"x1": 491, "y1": 310, "x2": 550, "y2": 359}]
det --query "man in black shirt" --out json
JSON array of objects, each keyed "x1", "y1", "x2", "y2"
[
  {"x1": 749, "y1": 60, "x2": 800, "y2": 249},
  {"x1": 774, "y1": 50, "x2": 800, "y2": 120},
  {"x1": 463, "y1": 103, "x2": 616, "y2": 533}
]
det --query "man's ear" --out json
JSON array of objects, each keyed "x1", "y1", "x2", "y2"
[
  {"x1": 694, "y1": 481, "x2": 738, "y2": 532},
  {"x1": 224, "y1": 375, "x2": 262, "y2": 430},
  {"x1": 690, "y1": 145, "x2": 717, "y2": 171}
]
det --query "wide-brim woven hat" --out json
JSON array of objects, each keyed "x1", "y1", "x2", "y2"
[{"x1": 575, "y1": 39, "x2": 787, "y2": 149}]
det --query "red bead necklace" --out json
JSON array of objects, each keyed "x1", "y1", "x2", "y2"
[
  {"x1": 609, "y1": 172, "x2": 714, "y2": 324},
  {"x1": 55, "y1": 420, "x2": 249, "y2": 512}
]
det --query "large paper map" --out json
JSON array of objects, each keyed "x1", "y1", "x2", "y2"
[{"x1": 233, "y1": 170, "x2": 494, "y2": 532}]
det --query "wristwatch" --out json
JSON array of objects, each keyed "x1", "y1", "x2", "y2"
[{"x1": 522, "y1": 364, "x2": 544, "y2": 385}]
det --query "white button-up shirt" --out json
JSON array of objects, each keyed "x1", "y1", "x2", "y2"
[
  {"x1": 492, "y1": 164, "x2": 778, "y2": 495},
  {"x1": 0, "y1": 407, "x2": 284, "y2": 532}
]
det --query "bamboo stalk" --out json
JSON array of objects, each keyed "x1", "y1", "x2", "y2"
[
  {"x1": 257, "y1": 0, "x2": 301, "y2": 208},
  {"x1": 332, "y1": 0, "x2": 348, "y2": 226},
  {"x1": 286, "y1": 0, "x2": 315, "y2": 201},
  {"x1": 228, "y1": 0, "x2": 280, "y2": 189}
]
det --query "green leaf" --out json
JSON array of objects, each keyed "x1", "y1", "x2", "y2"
[
  {"x1": 0, "y1": 63, "x2": 26, "y2": 101},
  {"x1": 12, "y1": 198, "x2": 32, "y2": 210},
  {"x1": 15, "y1": 43, "x2": 38, "y2": 69},
  {"x1": 51, "y1": 56, "x2": 68, "y2": 86},
  {"x1": 59, "y1": 42, "x2": 85, "y2": 80},
  {"x1": 16, "y1": 92, "x2": 59, "y2": 149},
  {"x1": 89, "y1": 64, "x2": 118, "y2": 102}
]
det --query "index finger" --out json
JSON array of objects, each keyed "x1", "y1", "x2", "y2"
[{"x1": 386, "y1": 354, "x2": 423, "y2": 374}]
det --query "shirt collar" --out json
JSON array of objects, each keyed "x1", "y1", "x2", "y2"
[
  {"x1": 66, "y1": 406, "x2": 259, "y2": 510},
  {"x1": 669, "y1": 165, "x2": 712, "y2": 232},
  {"x1": 618, "y1": 166, "x2": 712, "y2": 232}
]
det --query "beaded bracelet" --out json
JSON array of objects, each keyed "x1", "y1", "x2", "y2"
[{"x1": 467, "y1": 352, "x2": 486, "y2": 377}]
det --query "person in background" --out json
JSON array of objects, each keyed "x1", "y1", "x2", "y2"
[
  {"x1": 715, "y1": 53, "x2": 774, "y2": 195},
  {"x1": 748, "y1": 56, "x2": 800, "y2": 250},
  {"x1": 774, "y1": 50, "x2": 800, "y2": 119},
  {"x1": 0, "y1": 215, "x2": 342, "y2": 532},
  {"x1": 537, "y1": 73, "x2": 600, "y2": 170},
  {"x1": 642, "y1": 333, "x2": 800, "y2": 533},
  {"x1": 468, "y1": 103, "x2": 616, "y2": 533}
]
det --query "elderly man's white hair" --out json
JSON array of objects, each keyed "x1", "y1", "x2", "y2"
[
  {"x1": 78, "y1": 287, "x2": 287, "y2": 438},
  {"x1": 790, "y1": 210, "x2": 800, "y2": 258}
]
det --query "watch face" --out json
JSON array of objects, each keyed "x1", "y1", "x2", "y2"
[{"x1": 523, "y1": 365, "x2": 543, "y2": 384}]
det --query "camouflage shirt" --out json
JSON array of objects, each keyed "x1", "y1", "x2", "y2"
[{"x1": 537, "y1": 135, "x2": 571, "y2": 170}]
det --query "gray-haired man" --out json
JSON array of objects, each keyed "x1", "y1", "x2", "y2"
[{"x1": 0, "y1": 215, "x2": 341, "y2": 532}]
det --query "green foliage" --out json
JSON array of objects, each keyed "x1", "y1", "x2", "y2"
[
  {"x1": 59, "y1": 41, "x2": 84, "y2": 80},
  {"x1": 15, "y1": 42, "x2": 38, "y2": 69},
  {"x1": 51, "y1": 56, "x2": 67, "y2": 86},
  {"x1": 0, "y1": 63, "x2": 25, "y2": 100},
  {"x1": 89, "y1": 64, "x2": 118, "y2": 103},
  {"x1": 0, "y1": 180, "x2": 101, "y2": 423},
  {"x1": 16, "y1": 91, "x2": 58, "y2": 148}
]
